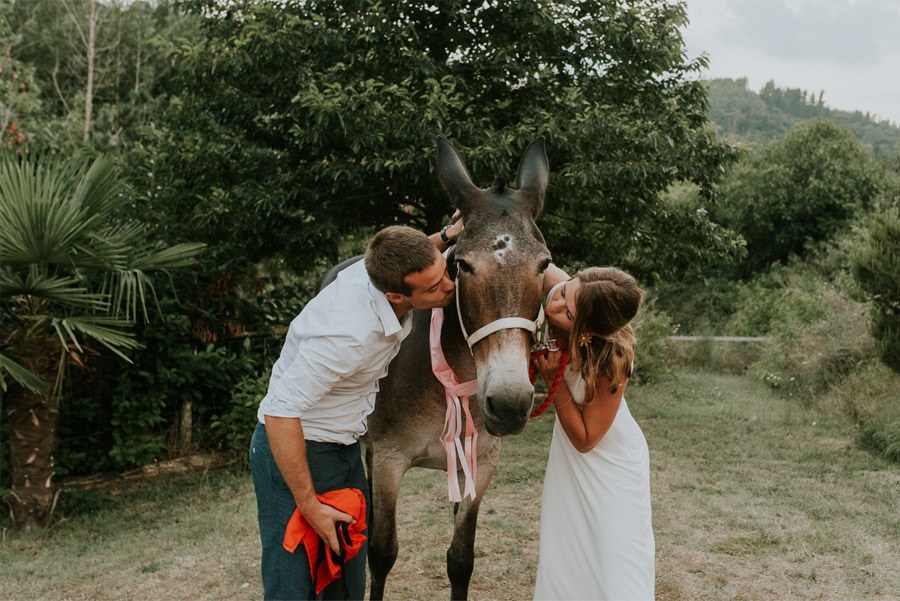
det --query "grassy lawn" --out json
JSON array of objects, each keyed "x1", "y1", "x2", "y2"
[{"x1": 2, "y1": 368, "x2": 897, "y2": 600}]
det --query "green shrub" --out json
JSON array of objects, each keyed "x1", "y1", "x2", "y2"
[
  {"x1": 55, "y1": 313, "x2": 263, "y2": 475},
  {"x1": 752, "y1": 301, "x2": 872, "y2": 401},
  {"x1": 835, "y1": 362, "x2": 900, "y2": 463},
  {"x1": 654, "y1": 276, "x2": 744, "y2": 335},
  {"x1": 714, "y1": 119, "x2": 884, "y2": 276},
  {"x1": 666, "y1": 337, "x2": 765, "y2": 375},
  {"x1": 852, "y1": 207, "x2": 900, "y2": 372},
  {"x1": 725, "y1": 264, "x2": 874, "y2": 400},
  {"x1": 726, "y1": 265, "x2": 827, "y2": 336},
  {"x1": 859, "y1": 419, "x2": 900, "y2": 463},
  {"x1": 632, "y1": 301, "x2": 672, "y2": 384},
  {"x1": 209, "y1": 373, "x2": 270, "y2": 464}
]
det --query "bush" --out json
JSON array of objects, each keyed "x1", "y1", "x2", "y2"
[
  {"x1": 859, "y1": 418, "x2": 900, "y2": 463},
  {"x1": 55, "y1": 313, "x2": 264, "y2": 475},
  {"x1": 852, "y1": 208, "x2": 900, "y2": 372},
  {"x1": 828, "y1": 361, "x2": 900, "y2": 463},
  {"x1": 210, "y1": 373, "x2": 270, "y2": 464},
  {"x1": 724, "y1": 263, "x2": 874, "y2": 400},
  {"x1": 631, "y1": 301, "x2": 672, "y2": 384},
  {"x1": 715, "y1": 119, "x2": 884, "y2": 276}
]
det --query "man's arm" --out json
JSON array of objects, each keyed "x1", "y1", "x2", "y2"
[
  {"x1": 429, "y1": 212, "x2": 463, "y2": 251},
  {"x1": 264, "y1": 416, "x2": 353, "y2": 553}
]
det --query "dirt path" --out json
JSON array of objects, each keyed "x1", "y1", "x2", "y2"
[{"x1": 2, "y1": 369, "x2": 898, "y2": 600}]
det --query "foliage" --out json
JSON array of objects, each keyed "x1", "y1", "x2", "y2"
[
  {"x1": 713, "y1": 119, "x2": 884, "y2": 276},
  {"x1": 722, "y1": 261, "x2": 873, "y2": 400},
  {"x1": 5, "y1": 0, "x2": 200, "y2": 153},
  {"x1": 108, "y1": 317, "x2": 260, "y2": 468},
  {"x1": 630, "y1": 300, "x2": 672, "y2": 384},
  {"x1": 0, "y1": 152, "x2": 205, "y2": 393},
  {"x1": 0, "y1": 151, "x2": 203, "y2": 527},
  {"x1": 209, "y1": 373, "x2": 270, "y2": 465},
  {"x1": 53, "y1": 310, "x2": 266, "y2": 475},
  {"x1": 0, "y1": 45, "x2": 41, "y2": 150},
  {"x1": 706, "y1": 78, "x2": 900, "y2": 158},
  {"x1": 852, "y1": 208, "x2": 900, "y2": 371},
  {"x1": 826, "y1": 361, "x2": 900, "y2": 464},
  {"x1": 137, "y1": 0, "x2": 737, "y2": 286},
  {"x1": 859, "y1": 415, "x2": 900, "y2": 463}
]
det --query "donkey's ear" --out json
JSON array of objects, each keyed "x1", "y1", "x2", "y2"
[
  {"x1": 514, "y1": 137, "x2": 549, "y2": 218},
  {"x1": 436, "y1": 136, "x2": 479, "y2": 213}
]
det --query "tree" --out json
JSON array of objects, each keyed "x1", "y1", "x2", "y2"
[
  {"x1": 714, "y1": 119, "x2": 884, "y2": 275},
  {"x1": 0, "y1": 152, "x2": 204, "y2": 528},
  {"x1": 6, "y1": 0, "x2": 197, "y2": 153},
  {"x1": 853, "y1": 208, "x2": 900, "y2": 371},
  {"x1": 1, "y1": 8, "x2": 43, "y2": 150},
  {"x1": 704, "y1": 78, "x2": 900, "y2": 159},
  {"x1": 136, "y1": 0, "x2": 737, "y2": 286}
]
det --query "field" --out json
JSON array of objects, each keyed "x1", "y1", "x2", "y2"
[{"x1": 2, "y1": 369, "x2": 898, "y2": 600}]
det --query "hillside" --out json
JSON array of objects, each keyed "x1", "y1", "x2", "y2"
[{"x1": 705, "y1": 78, "x2": 900, "y2": 158}]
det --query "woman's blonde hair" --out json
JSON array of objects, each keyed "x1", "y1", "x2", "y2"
[{"x1": 568, "y1": 267, "x2": 643, "y2": 398}]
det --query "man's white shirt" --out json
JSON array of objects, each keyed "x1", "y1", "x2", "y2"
[{"x1": 257, "y1": 260, "x2": 413, "y2": 444}]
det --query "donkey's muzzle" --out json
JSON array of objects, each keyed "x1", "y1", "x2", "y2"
[{"x1": 480, "y1": 383, "x2": 535, "y2": 436}]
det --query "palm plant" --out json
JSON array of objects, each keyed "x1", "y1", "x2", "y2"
[{"x1": 0, "y1": 152, "x2": 204, "y2": 528}]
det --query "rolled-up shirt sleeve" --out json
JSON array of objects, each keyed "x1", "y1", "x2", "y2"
[{"x1": 260, "y1": 334, "x2": 368, "y2": 418}]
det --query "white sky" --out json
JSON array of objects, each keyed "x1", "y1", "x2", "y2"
[{"x1": 681, "y1": 0, "x2": 900, "y2": 125}]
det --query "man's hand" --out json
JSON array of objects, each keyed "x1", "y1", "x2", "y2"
[
  {"x1": 445, "y1": 209, "x2": 464, "y2": 240},
  {"x1": 300, "y1": 498, "x2": 355, "y2": 554},
  {"x1": 265, "y1": 416, "x2": 355, "y2": 554},
  {"x1": 430, "y1": 209, "x2": 465, "y2": 250}
]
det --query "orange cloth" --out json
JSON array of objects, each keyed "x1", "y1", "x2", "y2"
[{"x1": 282, "y1": 488, "x2": 367, "y2": 595}]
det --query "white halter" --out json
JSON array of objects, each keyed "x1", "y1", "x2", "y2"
[{"x1": 453, "y1": 273, "x2": 546, "y2": 350}]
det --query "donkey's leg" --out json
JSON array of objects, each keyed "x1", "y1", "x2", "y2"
[
  {"x1": 368, "y1": 451, "x2": 410, "y2": 601},
  {"x1": 446, "y1": 442, "x2": 500, "y2": 601}
]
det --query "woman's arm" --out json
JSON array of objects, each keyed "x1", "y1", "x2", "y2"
[
  {"x1": 553, "y1": 378, "x2": 624, "y2": 453},
  {"x1": 542, "y1": 263, "x2": 570, "y2": 294},
  {"x1": 429, "y1": 211, "x2": 464, "y2": 252},
  {"x1": 533, "y1": 353, "x2": 625, "y2": 453}
]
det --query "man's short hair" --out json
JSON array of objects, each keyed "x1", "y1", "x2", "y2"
[{"x1": 365, "y1": 226, "x2": 437, "y2": 295}]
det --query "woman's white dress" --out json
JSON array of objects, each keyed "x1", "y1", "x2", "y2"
[{"x1": 533, "y1": 366, "x2": 655, "y2": 601}]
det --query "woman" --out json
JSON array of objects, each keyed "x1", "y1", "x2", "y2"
[{"x1": 532, "y1": 264, "x2": 655, "y2": 601}]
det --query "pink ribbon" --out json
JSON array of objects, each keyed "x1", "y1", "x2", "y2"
[{"x1": 430, "y1": 306, "x2": 479, "y2": 502}]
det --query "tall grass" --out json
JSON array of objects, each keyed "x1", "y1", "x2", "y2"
[{"x1": 659, "y1": 236, "x2": 900, "y2": 464}]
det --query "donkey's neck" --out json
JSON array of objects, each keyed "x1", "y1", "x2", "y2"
[{"x1": 436, "y1": 302, "x2": 477, "y2": 383}]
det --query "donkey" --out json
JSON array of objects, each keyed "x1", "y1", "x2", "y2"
[{"x1": 321, "y1": 136, "x2": 551, "y2": 600}]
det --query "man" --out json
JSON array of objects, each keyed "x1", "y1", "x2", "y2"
[{"x1": 250, "y1": 224, "x2": 460, "y2": 600}]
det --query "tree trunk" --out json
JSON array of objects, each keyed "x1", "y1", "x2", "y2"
[
  {"x1": 3, "y1": 334, "x2": 62, "y2": 529},
  {"x1": 178, "y1": 398, "x2": 192, "y2": 455},
  {"x1": 82, "y1": 0, "x2": 98, "y2": 145}
]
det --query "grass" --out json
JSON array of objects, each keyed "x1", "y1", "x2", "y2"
[{"x1": 2, "y1": 368, "x2": 898, "y2": 600}]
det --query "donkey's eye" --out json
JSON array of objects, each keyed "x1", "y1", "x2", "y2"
[{"x1": 456, "y1": 259, "x2": 475, "y2": 275}]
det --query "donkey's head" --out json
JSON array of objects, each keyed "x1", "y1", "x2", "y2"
[{"x1": 436, "y1": 136, "x2": 552, "y2": 436}]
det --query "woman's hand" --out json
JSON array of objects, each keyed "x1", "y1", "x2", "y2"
[{"x1": 533, "y1": 349, "x2": 563, "y2": 387}]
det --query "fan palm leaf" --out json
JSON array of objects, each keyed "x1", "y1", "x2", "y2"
[
  {"x1": 0, "y1": 270, "x2": 110, "y2": 312},
  {"x1": 0, "y1": 354, "x2": 49, "y2": 394},
  {"x1": 0, "y1": 155, "x2": 124, "y2": 267},
  {"x1": 1, "y1": 150, "x2": 204, "y2": 528}
]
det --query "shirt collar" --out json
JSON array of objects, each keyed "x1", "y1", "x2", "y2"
[{"x1": 369, "y1": 282, "x2": 407, "y2": 337}]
